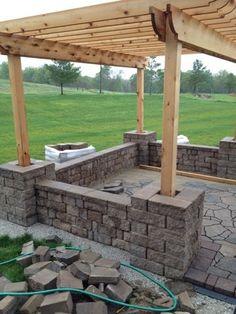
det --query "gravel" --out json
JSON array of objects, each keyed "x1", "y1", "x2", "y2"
[{"x1": 0, "y1": 219, "x2": 235, "y2": 314}]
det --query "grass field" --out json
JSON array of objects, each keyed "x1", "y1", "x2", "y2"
[
  {"x1": 0, "y1": 79, "x2": 235, "y2": 164},
  {"x1": 0, "y1": 234, "x2": 64, "y2": 281}
]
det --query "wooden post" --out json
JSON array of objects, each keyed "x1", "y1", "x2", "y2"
[
  {"x1": 8, "y1": 55, "x2": 31, "y2": 166},
  {"x1": 160, "y1": 22, "x2": 182, "y2": 196},
  {"x1": 136, "y1": 68, "x2": 144, "y2": 133}
]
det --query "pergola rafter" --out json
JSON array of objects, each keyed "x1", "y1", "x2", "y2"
[{"x1": 0, "y1": 0, "x2": 235, "y2": 196}]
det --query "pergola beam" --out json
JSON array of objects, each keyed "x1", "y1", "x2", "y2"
[
  {"x1": 167, "y1": 5, "x2": 236, "y2": 63},
  {"x1": 8, "y1": 55, "x2": 30, "y2": 167},
  {"x1": 0, "y1": 33, "x2": 147, "y2": 68},
  {"x1": 136, "y1": 68, "x2": 144, "y2": 133},
  {"x1": 0, "y1": 0, "x2": 212, "y2": 34}
]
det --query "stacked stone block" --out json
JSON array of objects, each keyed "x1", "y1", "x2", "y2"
[
  {"x1": 36, "y1": 179, "x2": 204, "y2": 279},
  {"x1": 217, "y1": 137, "x2": 236, "y2": 179},
  {"x1": 149, "y1": 142, "x2": 219, "y2": 176},
  {"x1": 129, "y1": 187, "x2": 205, "y2": 278},
  {"x1": 0, "y1": 161, "x2": 55, "y2": 226},
  {"x1": 123, "y1": 131, "x2": 156, "y2": 165},
  {"x1": 55, "y1": 143, "x2": 138, "y2": 185}
]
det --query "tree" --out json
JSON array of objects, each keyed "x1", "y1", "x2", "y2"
[
  {"x1": 45, "y1": 61, "x2": 80, "y2": 95},
  {"x1": 96, "y1": 65, "x2": 112, "y2": 93},
  {"x1": 146, "y1": 57, "x2": 160, "y2": 95},
  {"x1": 189, "y1": 59, "x2": 210, "y2": 94},
  {"x1": 0, "y1": 62, "x2": 9, "y2": 79},
  {"x1": 225, "y1": 73, "x2": 236, "y2": 93}
]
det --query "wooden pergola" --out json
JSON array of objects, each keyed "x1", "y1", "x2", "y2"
[{"x1": 0, "y1": 0, "x2": 235, "y2": 196}]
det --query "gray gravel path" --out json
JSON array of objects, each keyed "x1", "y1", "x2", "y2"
[{"x1": 0, "y1": 219, "x2": 235, "y2": 314}]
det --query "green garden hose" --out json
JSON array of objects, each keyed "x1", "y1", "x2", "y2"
[{"x1": 0, "y1": 246, "x2": 177, "y2": 312}]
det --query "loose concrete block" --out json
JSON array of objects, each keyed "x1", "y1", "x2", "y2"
[
  {"x1": 0, "y1": 296, "x2": 18, "y2": 314},
  {"x1": 28, "y1": 268, "x2": 58, "y2": 291},
  {"x1": 86, "y1": 285, "x2": 107, "y2": 301},
  {"x1": 4, "y1": 281, "x2": 28, "y2": 293},
  {"x1": 105, "y1": 279, "x2": 132, "y2": 302},
  {"x1": 17, "y1": 255, "x2": 32, "y2": 267},
  {"x1": 32, "y1": 246, "x2": 50, "y2": 263},
  {"x1": 178, "y1": 291, "x2": 195, "y2": 314},
  {"x1": 57, "y1": 270, "x2": 83, "y2": 289},
  {"x1": 56, "y1": 250, "x2": 79, "y2": 265},
  {"x1": 45, "y1": 235, "x2": 62, "y2": 243},
  {"x1": 70, "y1": 261, "x2": 91, "y2": 280},
  {"x1": 89, "y1": 266, "x2": 120, "y2": 284},
  {"x1": 76, "y1": 301, "x2": 108, "y2": 314},
  {"x1": 80, "y1": 249, "x2": 101, "y2": 264},
  {"x1": 0, "y1": 277, "x2": 11, "y2": 293},
  {"x1": 50, "y1": 261, "x2": 66, "y2": 273},
  {"x1": 24, "y1": 261, "x2": 52, "y2": 278},
  {"x1": 94, "y1": 258, "x2": 120, "y2": 269},
  {"x1": 40, "y1": 292, "x2": 73, "y2": 314},
  {"x1": 19, "y1": 295, "x2": 44, "y2": 314},
  {"x1": 21, "y1": 241, "x2": 34, "y2": 255}
]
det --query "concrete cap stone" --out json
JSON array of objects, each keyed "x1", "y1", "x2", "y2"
[
  {"x1": 70, "y1": 261, "x2": 91, "y2": 281},
  {"x1": 56, "y1": 250, "x2": 80, "y2": 265},
  {"x1": 4, "y1": 282, "x2": 28, "y2": 293},
  {"x1": 32, "y1": 246, "x2": 50, "y2": 263},
  {"x1": 24, "y1": 261, "x2": 52, "y2": 278},
  {"x1": 19, "y1": 295, "x2": 44, "y2": 314},
  {"x1": 105, "y1": 279, "x2": 133, "y2": 302},
  {"x1": 86, "y1": 285, "x2": 107, "y2": 301},
  {"x1": 40, "y1": 292, "x2": 73, "y2": 314},
  {"x1": 28, "y1": 268, "x2": 58, "y2": 291},
  {"x1": 21, "y1": 241, "x2": 34, "y2": 255},
  {"x1": 0, "y1": 296, "x2": 18, "y2": 313},
  {"x1": 94, "y1": 258, "x2": 120, "y2": 269},
  {"x1": 57, "y1": 270, "x2": 83, "y2": 289},
  {"x1": 76, "y1": 301, "x2": 108, "y2": 314},
  {"x1": 80, "y1": 250, "x2": 101, "y2": 264},
  {"x1": 89, "y1": 266, "x2": 120, "y2": 284}
]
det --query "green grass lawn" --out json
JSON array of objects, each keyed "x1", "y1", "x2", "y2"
[
  {"x1": 0, "y1": 79, "x2": 235, "y2": 164},
  {"x1": 0, "y1": 234, "x2": 64, "y2": 282}
]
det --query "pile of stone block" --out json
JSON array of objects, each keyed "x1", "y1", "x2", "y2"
[
  {"x1": 0, "y1": 243, "x2": 196, "y2": 314},
  {"x1": 100, "y1": 180, "x2": 124, "y2": 194}
]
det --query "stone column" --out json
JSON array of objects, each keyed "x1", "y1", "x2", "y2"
[
  {"x1": 123, "y1": 131, "x2": 156, "y2": 165},
  {"x1": 129, "y1": 185, "x2": 204, "y2": 278},
  {"x1": 0, "y1": 160, "x2": 55, "y2": 226},
  {"x1": 217, "y1": 137, "x2": 236, "y2": 179}
]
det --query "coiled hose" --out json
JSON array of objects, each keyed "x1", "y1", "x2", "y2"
[{"x1": 0, "y1": 246, "x2": 177, "y2": 312}]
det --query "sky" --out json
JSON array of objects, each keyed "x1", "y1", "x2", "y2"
[{"x1": 0, "y1": 0, "x2": 235, "y2": 79}]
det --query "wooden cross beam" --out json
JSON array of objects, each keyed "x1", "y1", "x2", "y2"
[{"x1": 0, "y1": 33, "x2": 147, "y2": 68}]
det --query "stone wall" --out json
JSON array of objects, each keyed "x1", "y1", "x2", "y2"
[
  {"x1": 149, "y1": 142, "x2": 219, "y2": 175},
  {"x1": 217, "y1": 137, "x2": 236, "y2": 179},
  {"x1": 0, "y1": 161, "x2": 55, "y2": 226},
  {"x1": 123, "y1": 131, "x2": 156, "y2": 165},
  {"x1": 55, "y1": 143, "x2": 138, "y2": 185},
  {"x1": 36, "y1": 179, "x2": 204, "y2": 278}
]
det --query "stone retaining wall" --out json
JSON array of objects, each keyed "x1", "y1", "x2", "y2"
[
  {"x1": 149, "y1": 142, "x2": 219, "y2": 175},
  {"x1": 36, "y1": 179, "x2": 204, "y2": 278},
  {"x1": 55, "y1": 143, "x2": 138, "y2": 185},
  {"x1": 217, "y1": 137, "x2": 236, "y2": 179},
  {"x1": 0, "y1": 161, "x2": 55, "y2": 226}
]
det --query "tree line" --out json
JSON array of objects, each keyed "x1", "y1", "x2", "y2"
[{"x1": 0, "y1": 58, "x2": 235, "y2": 95}]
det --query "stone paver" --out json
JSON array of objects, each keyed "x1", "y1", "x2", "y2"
[
  {"x1": 40, "y1": 292, "x2": 73, "y2": 314},
  {"x1": 105, "y1": 279, "x2": 132, "y2": 302}
]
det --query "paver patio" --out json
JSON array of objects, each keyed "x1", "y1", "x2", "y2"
[{"x1": 94, "y1": 167, "x2": 236, "y2": 296}]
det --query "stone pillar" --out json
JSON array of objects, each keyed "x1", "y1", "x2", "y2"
[
  {"x1": 217, "y1": 137, "x2": 236, "y2": 179},
  {"x1": 129, "y1": 185, "x2": 204, "y2": 278},
  {"x1": 123, "y1": 131, "x2": 156, "y2": 165},
  {"x1": 0, "y1": 160, "x2": 55, "y2": 226}
]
